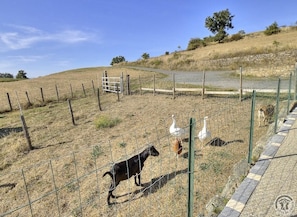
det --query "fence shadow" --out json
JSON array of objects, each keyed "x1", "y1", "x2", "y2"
[
  {"x1": 181, "y1": 150, "x2": 203, "y2": 158},
  {"x1": 0, "y1": 127, "x2": 23, "y2": 139},
  {"x1": 116, "y1": 168, "x2": 188, "y2": 204},
  {"x1": 35, "y1": 140, "x2": 73, "y2": 150}
]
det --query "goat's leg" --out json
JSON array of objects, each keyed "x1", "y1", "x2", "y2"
[
  {"x1": 107, "y1": 192, "x2": 112, "y2": 205},
  {"x1": 134, "y1": 175, "x2": 139, "y2": 186},
  {"x1": 134, "y1": 173, "x2": 143, "y2": 186},
  {"x1": 107, "y1": 182, "x2": 117, "y2": 205}
]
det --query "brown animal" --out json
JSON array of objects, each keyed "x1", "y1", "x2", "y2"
[
  {"x1": 172, "y1": 138, "x2": 182, "y2": 158},
  {"x1": 258, "y1": 104, "x2": 274, "y2": 126},
  {"x1": 103, "y1": 145, "x2": 159, "y2": 205}
]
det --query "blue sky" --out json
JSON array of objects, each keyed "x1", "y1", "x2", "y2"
[{"x1": 1, "y1": 1, "x2": 296, "y2": 78}]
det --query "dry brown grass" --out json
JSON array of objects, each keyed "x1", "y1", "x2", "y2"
[
  {"x1": 0, "y1": 66, "x2": 279, "y2": 216},
  {"x1": 125, "y1": 27, "x2": 297, "y2": 77}
]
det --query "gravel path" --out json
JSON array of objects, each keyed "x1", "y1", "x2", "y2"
[{"x1": 129, "y1": 67, "x2": 291, "y2": 90}]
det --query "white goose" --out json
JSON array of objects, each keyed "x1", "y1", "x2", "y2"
[
  {"x1": 170, "y1": 115, "x2": 186, "y2": 138},
  {"x1": 198, "y1": 116, "x2": 211, "y2": 147}
]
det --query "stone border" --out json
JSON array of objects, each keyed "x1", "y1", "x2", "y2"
[{"x1": 218, "y1": 107, "x2": 297, "y2": 217}]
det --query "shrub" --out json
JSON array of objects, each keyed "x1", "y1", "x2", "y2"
[
  {"x1": 91, "y1": 145, "x2": 103, "y2": 159},
  {"x1": 203, "y1": 35, "x2": 215, "y2": 44},
  {"x1": 264, "y1": 22, "x2": 281, "y2": 36},
  {"x1": 151, "y1": 59, "x2": 163, "y2": 66},
  {"x1": 119, "y1": 142, "x2": 127, "y2": 148},
  {"x1": 228, "y1": 33, "x2": 244, "y2": 42},
  {"x1": 94, "y1": 115, "x2": 121, "y2": 129},
  {"x1": 169, "y1": 52, "x2": 181, "y2": 61},
  {"x1": 187, "y1": 38, "x2": 206, "y2": 50}
]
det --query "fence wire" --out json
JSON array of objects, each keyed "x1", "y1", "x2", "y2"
[{"x1": 0, "y1": 69, "x2": 296, "y2": 216}]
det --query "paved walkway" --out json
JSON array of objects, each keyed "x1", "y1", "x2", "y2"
[{"x1": 219, "y1": 106, "x2": 297, "y2": 217}]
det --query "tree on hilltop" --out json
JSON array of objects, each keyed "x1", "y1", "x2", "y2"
[
  {"x1": 16, "y1": 70, "x2": 28, "y2": 79},
  {"x1": 264, "y1": 22, "x2": 281, "y2": 36},
  {"x1": 110, "y1": 56, "x2": 126, "y2": 65},
  {"x1": 142, "y1": 53, "x2": 150, "y2": 60},
  {"x1": 205, "y1": 9, "x2": 234, "y2": 43},
  {"x1": 0, "y1": 73, "x2": 14, "y2": 78}
]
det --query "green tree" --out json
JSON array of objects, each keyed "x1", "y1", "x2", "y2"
[
  {"x1": 264, "y1": 22, "x2": 281, "y2": 36},
  {"x1": 16, "y1": 70, "x2": 28, "y2": 79},
  {"x1": 0, "y1": 73, "x2": 14, "y2": 78},
  {"x1": 110, "y1": 56, "x2": 126, "y2": 65},
  {"x1": 205, "y1": 9, "x2": 234, "y2": 43},
  {"x1": 142, "y1": 53, "x2": 150, "y2": 60}
]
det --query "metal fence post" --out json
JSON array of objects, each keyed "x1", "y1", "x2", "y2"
[
  {"x1": 274, "y1": 78, "x2": 281, "y2": 134},
  {"x1": 248, "y1": 90, "x2": 256, "y2": 164},
  {"x1": 294, "y1": 69, "x2": 297, "y2": 100},
  {"x1": 239, "y1": 67, "x2": 243, "y2": 101},
  {"x1": 202, "y1": 71, "x2": 206, "y2": 99},
  {"x1": 173, "y1": 73, "x2": 176, "y2": 99},
  {"x1": 7, "y1": 92, "x2": 12, "y2": 111},
  {"x1": 287, "y1": 72, "x2": 292, "y2": 115},
  {"x1": 20, "y1": 114, "x2": 33, "y2": 150},
  {"x1": 187, "y1": 118, "x2": 195, "y2": 217},
  {"x1": 121, "y1": 72, "x2": 124, "y2": 96},
  {"x1": 55, "y1": 84, "x2": 59, "y2": 102},
  {"x1": 68, "y1": 99, "x2": 75, "y2": 125}
]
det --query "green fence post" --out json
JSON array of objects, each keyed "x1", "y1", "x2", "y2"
[
  {"x1": 248, "y1": 90, "x2": 256, "y2": 164},
  {"x1": 294, "y1": 69, "x2": 297, "y2": 100},
  {"x1": 239, "y1": 66, "x2": 243, "y2": 101},
  {"x1": 188, "y1": 118, "x2": 195, "y2": 217},
  {"x1": 274, "y1": 78, "x2": 281, "y2": 134},
  {"x1": 287, "y1": 72, "x2": 292, "y2": 115}
]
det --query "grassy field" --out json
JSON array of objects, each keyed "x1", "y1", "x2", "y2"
[
  {"x1": 0, "y1": 28, "x2": 296, "y2": 216},
  {"x1": 1, "y1": 65, "x2": 284, "y2": 216}
]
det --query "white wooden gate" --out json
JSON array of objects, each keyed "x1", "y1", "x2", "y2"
[{"x1": 102, "y1": 72, "x2": 123, "y2": 93}]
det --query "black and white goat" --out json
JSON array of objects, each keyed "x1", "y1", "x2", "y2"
[{"x1": 103, "y1": 145, "x2": 159, "y2": 205}]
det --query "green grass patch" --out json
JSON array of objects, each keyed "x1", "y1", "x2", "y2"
[
  {"x1": 91, "y1": 145, "x2": 103, "y2": 159},
  {"x1": 94, "y1": 115, "x2": 121, "y2": 129}
]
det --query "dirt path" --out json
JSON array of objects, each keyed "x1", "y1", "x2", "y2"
[{"x1": 128, "y1": 67, "x2": 291, "y2": 90}]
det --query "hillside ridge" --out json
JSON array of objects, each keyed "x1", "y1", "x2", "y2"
[{"x1": 122, "y1": 27, "x2": 297, "y2": 77}]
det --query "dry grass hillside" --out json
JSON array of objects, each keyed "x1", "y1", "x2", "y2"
[{"x1": 124, "y1": 26, "x2": 297, "y2": 77}]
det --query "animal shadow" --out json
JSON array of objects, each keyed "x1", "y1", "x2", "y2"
[
  {"x1": 0, "y1": 127, "x2": 23, "y2": 139},
  {"x1": 182, "y1": 150, "x2": 203, "y2": 158},
  {"x1": 0, "y1": 183, "x2": 16, "y2": 190},
  {"x1": 205, "y1": 137, "x2": 244, "y2": 147},
  {"x1": 115, "y1": 168, "x2": 188, "y2": 204}
]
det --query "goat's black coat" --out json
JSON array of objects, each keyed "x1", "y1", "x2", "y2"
[{"x1": 103, "y1": 145, "x2": 159, "y2": 205}]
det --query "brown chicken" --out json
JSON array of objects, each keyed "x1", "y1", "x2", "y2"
[{"x1": 172, "y1": 138, "x2": 182, "y2": 158}]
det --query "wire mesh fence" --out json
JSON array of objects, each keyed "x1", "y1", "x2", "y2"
[{"x1": 0, "y1": 68, "x2": 296, "y2": 216}]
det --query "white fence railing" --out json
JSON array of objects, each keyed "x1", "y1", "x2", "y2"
[{"x1": 102, "y1": 72, "x2": 123, "y2": 93}]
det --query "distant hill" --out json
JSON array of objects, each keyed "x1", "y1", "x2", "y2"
[{"x1": 123, "y1": 27, "x2": 297, "y2": 77}]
